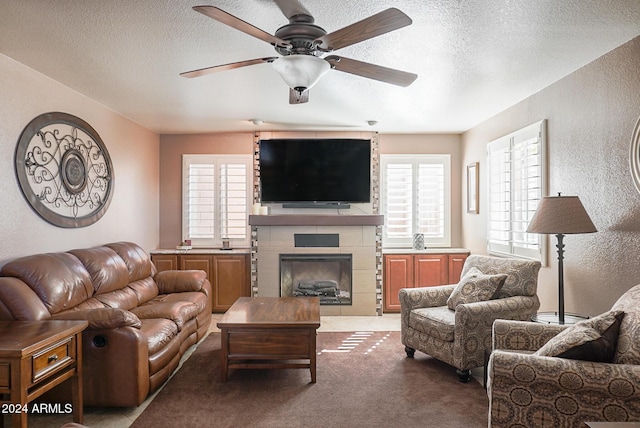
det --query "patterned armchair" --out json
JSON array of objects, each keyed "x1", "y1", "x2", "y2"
[
  {"x1": 487, "y1": 284, "x2": 640, "y2": 428},
  {"x1": 399, "y1": 255, "x2": 541, "y2": 381}
]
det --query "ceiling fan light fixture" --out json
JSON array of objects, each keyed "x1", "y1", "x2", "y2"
[{"x1": 272, "y1": 55, "x2": 330, "y2": 92}]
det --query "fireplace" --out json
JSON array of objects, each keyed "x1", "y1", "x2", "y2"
[{"x1": 280, "y1": 254, "x2": 352, "y2": 305}]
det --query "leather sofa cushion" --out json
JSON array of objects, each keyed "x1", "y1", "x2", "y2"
[
  {"x1": 131, "y1": 299, "x2": 200, "y2": 331},
  {"x1": 0, "y1": 253, "x2": 93, "y2": 315},
  {"x1": 0, "y1": 277, "x2": 50, "y2": 320},
  {"x1": 155, "y1": 270, "x2": 207, "y2": 294},
  {"x1": 409, "y1": 306, "x2": 456, "y2": 342},
  {"x1": 140, "y1": 318, "x2": 179, "y2": 355},
  {"x1": 70, "y1": 247, "x2": 130, "y2": 295},
  {"x1": 155, "y1": 291, "x2": 209, "y2": 314},
  {"x1": 128, "y1": 277, "x2": 160, "y2": 305},
  {"x1": 106, "y1": 242, "x2": 154, "y2": 283},
  {"x1": 96, "y1": 287, "x2": 140, "y2": 310}
]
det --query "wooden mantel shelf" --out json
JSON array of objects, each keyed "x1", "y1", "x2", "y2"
[{"x1": 249, "y1": 214, "x2": 384, "y2": 226}]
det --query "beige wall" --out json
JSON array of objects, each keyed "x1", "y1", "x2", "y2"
[
  {"x1": 159, "y1": 132, "x2": 463, "y2": 248},
  {"x1": 0, "y1": 54, "x2": 160, "y2": 266},
  {"x1": 159, "y1": 133, "x2": 254, "y2": 248},
  {"x1": 461, "y1": 35, "x2": 640, "y2": 316},
  {"x1": 380, "y1": 133, "x2": 463, "y2": 247}
]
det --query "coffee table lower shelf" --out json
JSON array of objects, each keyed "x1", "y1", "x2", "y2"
[{"x1": 221, "y1": 328, "x2": 318, "y2": 382}]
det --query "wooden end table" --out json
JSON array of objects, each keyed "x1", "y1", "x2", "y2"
[
  {"x1": 217, "y1": 297, "x2": 320, "y2": 383},
  {"x1": 0, "y1": 320, "x2": 88, "y2": 428}
]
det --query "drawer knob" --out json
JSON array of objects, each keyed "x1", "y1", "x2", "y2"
[{"x1": 48, "y1": 354, "x2": 59, "y2": 363}]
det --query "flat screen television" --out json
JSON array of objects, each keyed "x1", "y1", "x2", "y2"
[{"x1": 259, "y1": 138, "x2": 371, "y2": 205}]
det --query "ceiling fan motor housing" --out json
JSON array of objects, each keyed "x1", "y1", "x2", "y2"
[{"x1": 274, "y1": 20, "x2": 327, "y2": 55}]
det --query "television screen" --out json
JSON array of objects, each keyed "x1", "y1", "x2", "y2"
[{"x1": 259, "y1": 138, "x2": 371, "y2": 204}]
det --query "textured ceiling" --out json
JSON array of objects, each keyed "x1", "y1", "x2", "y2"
[{"x1": 1, "y1": 0, "x2": 639, "y2": 134}]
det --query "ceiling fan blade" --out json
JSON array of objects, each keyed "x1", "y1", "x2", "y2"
[
  {"x1": 193, "y1": 6, "x2": 290, "y2": 48},
  {"x1": 181, "y1": 57, "x2": 278, "y2": 78},
  {"x1": 325, "y1": 55, "x2": 417, "y2": 87},
  {"x1": 272, "y1": 0, "x2": 312, "y2": 20},
  {"x1": 289, "y1": 88, "x2": 309, "y2": 104},
  {"x1": 315, "y1": 8, "x2": 412, "y2": 51}
]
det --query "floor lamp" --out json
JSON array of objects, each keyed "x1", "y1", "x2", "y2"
[{"x1": 527, "y1": 193, "x2": 597, "y2": 324}]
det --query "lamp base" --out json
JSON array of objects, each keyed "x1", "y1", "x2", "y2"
[{"x1": 531, "y1": 311, "x2": 589, "y2": 325}]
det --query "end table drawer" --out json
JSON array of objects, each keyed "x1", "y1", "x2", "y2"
[
  {"x1": 0, "y1": 362, "x2": 9, "y2": 390},
  {"x1": 32, "y1": 338, "x2": 73, "y2": 382}
]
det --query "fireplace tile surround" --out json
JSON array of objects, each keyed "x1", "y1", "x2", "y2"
[{"x1": 250, "y1": 219, "x2": 383, "y2": 316}]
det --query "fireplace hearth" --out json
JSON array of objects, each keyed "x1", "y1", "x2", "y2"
[{"x1": 280, "y1": 254, "x2": 352, "y2": 305}]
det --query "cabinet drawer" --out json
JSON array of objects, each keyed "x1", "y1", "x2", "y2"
[
  {"x1": 0, "y1": 362, "x2": 9, "y2": 390},
  {"x1": 32, "y1": 338, "x2": 73, "y2": 382}
]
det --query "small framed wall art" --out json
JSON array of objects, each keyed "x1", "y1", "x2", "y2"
[{"x1": 467, "y1": 162, "x2": 479, "y2": 214}]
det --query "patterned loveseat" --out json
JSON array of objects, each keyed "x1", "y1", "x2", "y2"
[
  {"x1": 487, "y1": 284, "x2": 640, "y2": 427},
  {"x1": 399, "y1": 255, "x2": 541, "y2": 381}
]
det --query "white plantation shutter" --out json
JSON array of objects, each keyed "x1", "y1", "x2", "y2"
[
  {"x1": 384, "y1": 163, "x2": 413, "y2": 239},
  {"x1": 381, "y1": 155, "x2": 451, "y2": 247},
  {"x1": 183, "y1": 155, "x2": 251, "y2": 247},
  {"x1": 418, "y1": 163, "x2": 445, "y2": 239},
  {"x1": 187, "y1": 162, "x2": 216, "y2": 239},
  {"x1": 220, "y1": 163, "x2": 248, "y2": 240},
  {"x1": 487, "y1": 120, "x2": 547, "y2": 260}
]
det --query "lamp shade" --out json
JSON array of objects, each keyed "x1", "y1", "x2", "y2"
[
  {"x1": 527, "y1": 194, "x2": 597, "y2": 234},
  {"x1": 271, "y1": 55, "x2": 330, "y2": 91}
]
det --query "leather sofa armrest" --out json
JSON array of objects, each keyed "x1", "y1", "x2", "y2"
[
  {"x1": 51, "y1": 308, "x2": 142, "y2": 329},
  {"x1": 492, "y1": 317, "x2": 568, "y2": 352},
  {"x1": 154, "y1": 270, "x2": 207, "y2": 294}
]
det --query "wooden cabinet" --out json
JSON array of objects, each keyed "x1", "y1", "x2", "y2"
[
  {"x1": 383, "y1": 254, "x2": 413, "y2": 312},
  {"x1": 383, "y1": 252, "x2": 469, "y2": 312},
  {"x1": 414, "y1": 254, "x2": 448, "y2": 287},
  {"x1": 211, "y1": 254, "x2": 250, "y2": 312},
  {"x1": 151, "y1": 252, "x2": 251, "y2": 313},
  {"x1": 151, "y1": 254, "x2": 178, "y2": 271}
]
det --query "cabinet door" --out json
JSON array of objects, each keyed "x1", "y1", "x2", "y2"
[
  {"x1": 383, "y1": 255, "x2": 413, "y2": 312},
  {"x1": 448, "y1": 253, "x2": 469, "y2": 284},
  {"x1": 180, "y1": 255, "x2": 214, "y2": 311},
  {"x1": 414, "y1": 254, "x2": 448, "y2": 287},
  {"x1": 151, "y1": 254, "x2": 178, "y2": 272},
  {"x1": 211, "y1": 254, "x2": 250, "y2": 312}
]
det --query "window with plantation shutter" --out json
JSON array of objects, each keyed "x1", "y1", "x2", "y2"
[
  {"x1": 487, "y1": 120, "x2": 547, "y2": 261},
  {"x1": 182, "y1": 155, "x2": 252, "y2": 247},
  {"x1": 381, "y1": 155, "x2": 451, "y2": 247}
]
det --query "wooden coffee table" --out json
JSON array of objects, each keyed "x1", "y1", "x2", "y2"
[{"x1": 217, "y1": 297, "x2": 320, "y2": 383}]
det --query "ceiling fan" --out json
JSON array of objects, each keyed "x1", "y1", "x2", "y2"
[{"x1": 181, "y1": 0, "x2": 418, "y2": 104}]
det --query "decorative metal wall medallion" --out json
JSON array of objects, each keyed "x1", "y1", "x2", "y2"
[
  {"x1": 631, "y1": 115, "x2": 640, "y2": 195},
  {"x1": 15, "y1": 112, "x2": 114, "y2": 228}
]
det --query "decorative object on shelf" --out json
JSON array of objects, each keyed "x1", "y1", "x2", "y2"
[
  {"x1": 467, "y1": 162, "x2": 479, "y2": 214},
  {"x1": 629, "y1": 114, "x2": 640, "y2": 194},
  {"x1": 221, "y1": 237, "x2": 231, "y2": 250},
  {"x1": 177, "y1": 240, "x2": 192, "y2": 250},
  {"x1": 14, "y1": 112, "x2": 114, "y2": 228},
  {"x1": 412, "y1": 233, "x2": 425, "y2": 250},
  {"x1": 527, "y1": 193, "x2": 597, "y2": 324}
]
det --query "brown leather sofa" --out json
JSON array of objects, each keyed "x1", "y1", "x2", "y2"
[{"x1": 0, "y1": 242, "x2": 212, "y2": 407}]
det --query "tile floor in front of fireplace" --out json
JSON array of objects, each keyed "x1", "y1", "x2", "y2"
[{"x1": 19, "y1": 314, "x2": 405, "y2": 428}]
